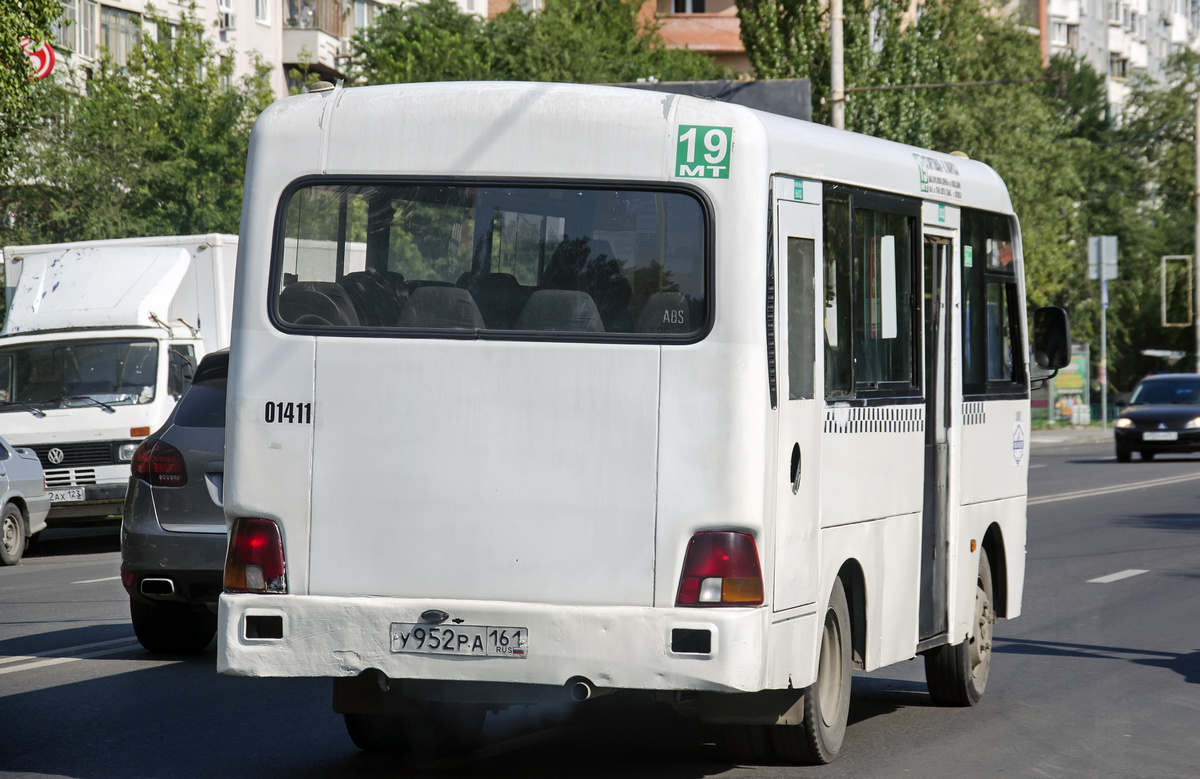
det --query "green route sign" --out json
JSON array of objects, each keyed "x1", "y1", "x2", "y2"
[{"x1": 675, "y1": 125, "x2": 732, "y2": 179}]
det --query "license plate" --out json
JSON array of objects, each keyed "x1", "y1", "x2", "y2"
[
  {"x1": 1143, "y1": 431, "x2": 1178, "y2": 441},
  {"x1": 390, "y1": 623, "x2": 528, "y2": 658},
  {"x1": 47, "y1": 488, "x2": 85, "y2": 502}
]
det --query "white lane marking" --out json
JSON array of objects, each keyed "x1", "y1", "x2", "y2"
[
  {"x1": 1029, "y1": 464, "x2": 1047, "y2": 469},
  {"x1": 1029, "y1": 472, "x2": 1200, "y2": 506},
  {"x1": 72, "y1": 575, "x2": 121, "y2": 585},
  {"x1": 0, "y1": 637, "x2": 142, "y2": 675},
  {"x1": 1088, "y1": 569, "x2": 1149, "y2": 584}
]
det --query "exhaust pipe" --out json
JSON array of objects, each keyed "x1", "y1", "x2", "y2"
[
  {"x1": 568, "y1": 677, "x2": 594, "y2": 702},
  {"x1": 140, "y1": 578, "x2": 176, "y2": 597}
]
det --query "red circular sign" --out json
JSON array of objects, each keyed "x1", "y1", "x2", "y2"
[{"x1": 19, "y1": 37, "x2": 56, "y2": 80}]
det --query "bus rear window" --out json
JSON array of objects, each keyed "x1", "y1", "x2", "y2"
[{"x1": 273, "y1": 181, "x2": 708, "y2": 339}]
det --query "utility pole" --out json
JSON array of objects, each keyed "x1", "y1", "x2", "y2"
[
  {"x1": 1195, "y1": 93, "x2": 1200, "y2": 373},
  {"x1": 830, "y1": 0, "x2": 844, "y2": 130}
]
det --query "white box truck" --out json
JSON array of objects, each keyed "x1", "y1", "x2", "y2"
[{"x1": 0, "y1": 234, "x2": 237, "y2": 527}]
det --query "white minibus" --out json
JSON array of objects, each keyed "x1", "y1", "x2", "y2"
[{"x1": 217, "y1": 81, "x2": 1069, "y2": 764}]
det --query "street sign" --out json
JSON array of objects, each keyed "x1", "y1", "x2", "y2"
[{"x1": 1088, "y1": 235, "x2": 1118, "y2": 280}]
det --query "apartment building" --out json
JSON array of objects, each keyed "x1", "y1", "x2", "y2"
[
  {"x1": 47, "y1": 0, "x2": 451, "y2": 100},
  {"x1": 1047, "y1": 0, "x2": 1196, "y2": 109}
]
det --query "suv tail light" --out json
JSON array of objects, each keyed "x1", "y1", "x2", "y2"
[
  {"x1": 224, "y1": 518, "x2": 287, "y2": 593},
  {"x1": 676, "y1": 531, "x2": 764, "y2": 607},
  {"x1": 130, "y1": 439, "x2": 187, "y2": 487}
]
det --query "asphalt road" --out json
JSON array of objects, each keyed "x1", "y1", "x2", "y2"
[{"x1": 2, "y1": 438, "x2": 1198, "y2": 778}]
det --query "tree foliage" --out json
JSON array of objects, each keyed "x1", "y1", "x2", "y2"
[
  {"x1": 0, "y1": 0, "x2": 61, "y2": 168},
  {"x1": 351, "y1": 0, "x2": 723, "y2": 86},
  {"x1": 0, "y1": 6, "x2": 274, "y2": 244}
]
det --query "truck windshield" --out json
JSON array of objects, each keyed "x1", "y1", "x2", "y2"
[
  {"x1": 0, "y1": 339, "x2": 159, "y2": 410},
  {"x1": 273, "y1": 181, "x2": 708, "y2": 339}
]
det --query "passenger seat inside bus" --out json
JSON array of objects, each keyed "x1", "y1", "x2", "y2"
[
  {"x1": 339, "y1": 270, "x2": 409, "y2": 327},
  {"x1": 515, "y1": 289, "x2": 604, "y2": 332},
  {"x1": 543, "y1": 239, "x2": 632, "y2": 331},
  {"x1": 397, "y1": 286, "x2": 486, "y2": 329},
  {"x1": 456, "y1": 271, "x2": 528, "y2": 329},
  {"x1": 278, "y1": 281, "x2": 361, "y2": 327}
]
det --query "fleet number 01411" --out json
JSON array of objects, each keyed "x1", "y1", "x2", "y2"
[{"x1": 264, "y1": 401, "x2": 312, "y2": 424}]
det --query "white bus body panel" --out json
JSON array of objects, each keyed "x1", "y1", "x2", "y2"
[{"x1": 219, "y1": 82, "x2": 1029, "y2": 697}]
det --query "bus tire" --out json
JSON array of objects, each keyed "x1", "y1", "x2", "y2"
[
  {"x1": 923, "y1": 548, "x2": 994, "y2": 706},
  {"x1": 129, "y1": 600, "x2": 216, "y2": 654},
  {"x1": 771, "y1": 577, "x2": 853, "y2": 765},
  {"x1": 1, "y1": 502, "x2": 26, "y2": 566}
]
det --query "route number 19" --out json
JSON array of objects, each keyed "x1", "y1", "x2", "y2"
[{"x1": 676, "y1": 125, "x2": 732, "y2": 179}]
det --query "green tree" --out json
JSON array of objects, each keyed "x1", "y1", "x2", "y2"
[
  {"x1": 352, "y1": 0, "x2": 492, "y2": 84},
  {"x1": 0, "y1": 5, "x2": 274, "y2": 244},
  {"x1": 351, "y1": 0, "x2": 722, "y2": 86},
  {"x1": 0, "y1": 0, "x2": 60, "y2": 168}
]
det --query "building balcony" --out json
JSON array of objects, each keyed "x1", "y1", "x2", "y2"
[{"x1": 283, "y1": 0, "x2": 350, "y2": 80}]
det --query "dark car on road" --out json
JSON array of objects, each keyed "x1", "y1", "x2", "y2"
[
  {"x1": 1114, "y1": 374, "x2": 1200, "y2": 462},
  {"x1": 120, "y1": 350, "x2": 228, "y2": 652}
]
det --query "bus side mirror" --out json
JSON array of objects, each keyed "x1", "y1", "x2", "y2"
[{"x1": 1033, "y1": 307, "x2": 1070, "y2": 370}]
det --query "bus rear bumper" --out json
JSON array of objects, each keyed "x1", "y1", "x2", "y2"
[{"x1": 217, "y1": 594, "x2": 796, "y2": 695}]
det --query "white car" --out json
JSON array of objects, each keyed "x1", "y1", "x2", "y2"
[{"x1": 1, "y1": 434, "x2": 50, "y2": 565}]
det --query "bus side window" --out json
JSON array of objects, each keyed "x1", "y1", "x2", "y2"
[
  {"x1": 961, "y1": 211, "x2": 1023, "y2": 395},
  {"x1": 822, "y1": 188, "x2": 919, "y2": 398},
  {"x1": 787, "y1": 236, "x2": 816, "y2": 400},
  {"x1": 823, "y1": 192, "x2": 852, "y2": 397}
]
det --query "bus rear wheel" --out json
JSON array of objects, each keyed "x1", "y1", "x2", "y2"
[
  {"x1": 923, "y1": 548, "x2": 994, "y2": 706},
  {"x1": 715, "y1": 578, "x2": 853, "y2": 765},
  {"x1": 772, "y1": 577, "x2": 852, "y2": 764}
]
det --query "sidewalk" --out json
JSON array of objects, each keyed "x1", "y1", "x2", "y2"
[{"x1": 1030, "y1": 425, "x2": 1113, "y2": 449}]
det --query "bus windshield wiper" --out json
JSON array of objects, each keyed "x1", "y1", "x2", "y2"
[
  {"x1": 0, "y1": 401, "x2": 47, "y2": 418},
  {"x1": 61, "y1": 395, "x2": 116, "y2": 413}
]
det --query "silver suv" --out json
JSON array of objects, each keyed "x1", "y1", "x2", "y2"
[{"x1": 120, "y1": 350, "x2": 227, "y2": 653}]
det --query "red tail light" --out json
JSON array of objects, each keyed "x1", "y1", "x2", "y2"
[
  {"x1": 224, "y1": 518, "x2": 287, "y2": 593},
  {"x1": 676, "y1": 531, "x2": 764, "y2": 607},
  {"x1": 130, "y1": 439, "x2": 187, "y2": 487}
]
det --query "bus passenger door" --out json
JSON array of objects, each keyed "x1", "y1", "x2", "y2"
[
  {"x1": 772, "y1": 180, "x2": 823, "y2": 613},
  {"x1": 919, "y1": 233, "x2": 952, "y2": 640}
]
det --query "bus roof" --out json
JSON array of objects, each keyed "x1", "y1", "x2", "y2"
[{"x1": 255, "y1": 81, "x2": 1013, "y2": 216}]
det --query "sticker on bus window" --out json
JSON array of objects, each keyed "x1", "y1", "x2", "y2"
[
  {"x1": 676, "y1": 126, "x2": 732, "y2": 179},
  {"x1": 964, "y1": 246, "x2": 974, "y2": 268}
]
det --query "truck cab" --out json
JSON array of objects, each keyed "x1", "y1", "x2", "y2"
[{"x1": 0, "y1": 235, "x2": 236, "y2": 525}]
